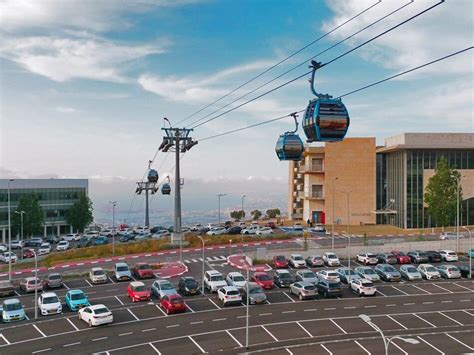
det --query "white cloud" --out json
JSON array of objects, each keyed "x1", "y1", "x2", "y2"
[{"x1": 56, "y1": 106, "x2": 77, "y2": 114}]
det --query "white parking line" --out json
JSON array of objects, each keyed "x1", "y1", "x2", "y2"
[
  {"x1": 142, "y1": 328, "x2": 156, "y2": 333},
  {"x1": 32, "y1": 349, "x2": 51, "y2": 354},
  {"x1": 156, "y1": 305, "x2": 167, "y2": 317},
  {"x1": 445, "y1": 333, "x2": 473, "y2": 351},
  {"x1": 149, "y1": 343, "x2": 161, "y2": 354},
  {"x1": 376, "y1": 289, "x2": 387, "y2": 297},
  {"x1": 67, "y1": 318, "x2": 79, "y2": 331},
  {"x1": 119, "y1": 332, "x2": 133, "y2": 337},
  {"x1": 391, "y1": 340, "x2": 408, "y2": 355},
  {"x1": 226, "y1": 330, "x2": 243, "y2": 347},
  {"x1": 189, "y1": 336, "x2": 206, "y2": 353},
  {"x1": 184, "y1": 260, "x2": 191, "y2": 264},
  {"x1": 192, "y1": 259, "x2": 198, "y2": 263},
  {"x1": 453, "y1": 282, "x2": 472, "y2": 291},
  {"x1": 85, "y1": 279, "x2": 93, "y2": 287},
  {"x1": 0, "y1": 334, "x2": 10, "y2": 345},
  {"x1": 320, "y1": 344, "x2": 333, "y2": 354},
  {"x1": 438, "y1": 312, "x2": 463, "y2": 325},
  {"x1": 282, "y1": 310, "x2": 296, "y2": 314},
  {"x1": 261, "y1": 325, "x2": 278, "y2": 341},
  {"x1": 63, "y1": 342, "x2": 81, "y2": 347},
  {"x1": 387, "y1": 315, "x2": 408, "y2": 329},
  {"x1": 108, "y1": 277, "x2": 116, "y2": 284},
  {"x1": 114, "y1": 296, "x2": 124, "y2": 306},
  {"x1": 127, "y1": 308, "x2": 139, "y2": 321},
  {"x1": 92, "y1": 337, "x2": 108, "y2": 342},
  {"x1": 417, "y1": 336, "x2": 444, "y2": 354},
  {"x1": 166, "y1": 324, "x2": 179, "y2": 328},
  {"x1": 213, "y1": 318, "x2": 226, "y2": 322},
  {"x1": 391, "y1": 286, "x2": 409, "y2": 295},
  {"x1": 63, "y1": 283, "x2": 70, "y2": 290},
  {"x1": 330, "y1": 319, "x2": 347, "y2": 334},
  {"x1": 354, "y1": 340, "x2": 371, "y2": 354},
  {"x1": 259, "y1": 313, "x2": 272, "y2": 316},
  {"x1": 285, "y1": 348, "x2": 293, "y2": 355},
  {"x1": 411, "y1": 284, "x2": 431, "y2": 294},
  {"x1": 32, "y1": 324, "x2": 46, "y2": 338},
  {"x1": 186, "y1": 304, "x2": 195, "y2": 313},
  {"x1": 297, "y1": 321, "x2": 313, "y2": 338},
  {"x1": 432, "y1": 283, "x2": 453, "y2": 293},
  {"x1": 413, "y1": 314, "x2": 436, "y2": 327},
  {"x1": 208, "y1": 298, "x2": 221, "y2": 309}
]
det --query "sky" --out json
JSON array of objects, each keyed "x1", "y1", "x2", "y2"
[{"x1": 0, "y1": 0, "x2": 472, "y2": 225}]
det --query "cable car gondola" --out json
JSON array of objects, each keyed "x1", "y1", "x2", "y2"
[
  {"x1": 161, "y1": 176, "x2": 171, "y2": 195},
  {"x1": 303, "y1": 60, "x2": 349, "y2": 143},
  {"x1": 147, "y1": 169, "x2": 159, "y2": 183},
  {"x1": 275, "y1": 112, "x2": 304, "y2": 161}
]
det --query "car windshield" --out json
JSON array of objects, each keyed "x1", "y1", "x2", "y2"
[
  {"x1": 93, "y1": 270, "x2": 104, "y2": 276},
  {"x1": 4, "y1": 302, "x2": 21, "y2": 311},
  {"x1": 383, "y1": 266, "x2": 396, "y2": 272},
  {"x1": 227, "y1": 290, "x2": 239, "y2": 296},
  {"x1": 256, "y1": 274, "x2": 270, "y2": 281},
  {"x1": 302, "y1": 272, "x2": 316, "y2": 278},
  {"x1": 346, "y1": 270, "x2": 356, "y2": 275},
  {"x1": 249, "y1": 287, "x2": 263, "y2": 294},
  {"x1": 448, "y1": 252, "x2": 456, "y2": 256},
  {"x1": 43, "y1": 296, "x2": 59, "y2": 304},
  {"x1": 138, "y1": 264, "x2": 150, "y2": 270},
  {"x1": 327, "y1": 272, "x2": 338, "y2": 277},
  {"x1": 407, "y1": 267, "x2": 418, "y2": 273},
  {"x1": 170, "y1": 297, "x2": 183, "y2": 304},
  {"x1": 49, "y1": 275, "x2": 61, "y2": 280},
  {"x1": 276, "y1": 256, "x2": 286, "y2": 261},
  {"x1": 94, "y1": 307, "x2": 109, "y2": 315},
  {"x1": 117, "y1": 266, "x2": 129, "y2": 272},
  {"x1": 134, "y1": 285, "x2": 147, "y2": 292},
  {"x1": 418, "y1": 252, "x2": 428, "y2": 257},
  {"x1": 210, "y1": 275, "x2": 223, "y2": 281},
  {"x1": 28, "y1": 279, "x2": 40, "y2": 285},
  {"x1": 160, "y1": 283, "x2": 174, "y2": 290},
  {"x1": 367, "y1": 254, "x2": 376, "y2": 258},
  {"x1": 363, "y1": 269, "x2": 376, "y2": 275},
  {"x1": 185, "y1": 280, "x2": 198, "y2": 287},
  {"x1": 328, "y1": 282, "x2": 339, "y2": 288},
  {"x1": 233, "y1": 276, "x2": 245, "y2": 282},
  {"x1": 397, "y1": 252, "x2": 406, "y2": 256},
  {"x1": 71, "y1": 293, "x2": 85, "y2": 301},
  {"x1": 293, "y1": 256, "x2": 303, "y2": 261},
  {"x1": 280, "y1": 274, "x2": 292, "y2": 280},
  {"x1": 425, "y1": 266, "x2": 437, "y2": 272},
  {"x1": 328, "y1": 255, "x2": 337, "y2": 259},
  {"x1": 361, "y1": 281, "x2": 374, "y2": 287}
]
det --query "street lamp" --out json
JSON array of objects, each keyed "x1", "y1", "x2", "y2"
[
  {"x1": 359, "y1": 314, "x2": 419, "y2": 355},
  {"x1": 14, "y1": 211, "x2": 26, "y2": 240},
  {"x1": 461, "y1": 226, "x2": 472, "y2": 279},
  {"x1": 197, "y1": 235, "x2": 205, "y2": 296},
  {"x1": 241, "y1": 256, "x2": 250, "y2": 350},
  {"x1": 33, "y1": 249, "x2": 38, "y2": 320},
  {"x1": 218, "y1": 194, "x2": 227, "y2": 226},
  {"x1": 456, "y1": 175, "x2": 466, "y2": 253},
  {"x1": 109, "y1": 201, "x2": 117, "y2": 256},
  {"x1": 342, "y1": 231, "x2": 351, "y2": 281},
  {"x1": 241, "y1": 194, "x2": 246, "y2": 221},
  {"x1": 331, "y1": 177, "x2": 338, "y2": 252},
  {"x1": 7, "y1": 179, "x2": 14, "y2": 282}
]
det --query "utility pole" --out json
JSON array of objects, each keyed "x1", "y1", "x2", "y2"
[
  {"x1": 159, "y1": 118, "x2": 198, "y2": 243},
  {"x1": 241, "y1": 194, "x2": 246, "y2": 220},
  {"x1": 7, "y1": 179, "x2": 14, "y2": 282},
  {"x1": 331, "y1": 177, "x2": 338, "y2": 252},
  {"x1": 109, "y1": 201, "x2": 117, "y2": 255},
  {"x1": 218, "y1": 194, "x2": 226, "y2": 226},
  {"x1": 135, "y1": 160, "x2": 159, "y2": 228}
]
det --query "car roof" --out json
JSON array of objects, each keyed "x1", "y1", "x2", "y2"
[
  {"x1": 253, "y1": 271, "x2": 267, "y2": 276},
  {"x1": 297, "y1": 280, "x2": 315, "y2": 286},
  {"x1": 24, "y1": 276, "x2": 38, "y2": 281},
  {"x1": 67, "y1": 289, "x2": 84, "y2": 294},
  {"x1": 89, "y1": 304, "x2": 109, "y2": 310},
  {"x1": 42, "y1": 292, "x2": 58, "y2": 298},
  {"x1": 206, "y1": 270, "x2": 222, "y2": 275},
  {"x1": 227, "y1": 272, "x2": 243, "y2": 277},
  {"x1": 275, "y1": 269, "x2": 290, "y2": 274},
  {"x1": 91, "y1": 267, "x2": 103, "y2": 271},
  {"x1": 115, "y1": 262, "x2": 129, "y2": 267},
  {"x1": 130, "y1": 281, "x2": 145, "y2": 287},
  {"x1": 290, "y1": 254, "x2": 302, "y2": 257},
  {"x1": 3, "y1": 298, "x2": 21, "y2": 305},
  {"x1": 221, "y1": 285, "x2": 239, "y2": 291}
]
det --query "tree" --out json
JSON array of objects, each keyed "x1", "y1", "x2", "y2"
[
  {"x1": 266, "y1": 208, "x2": 281, "y2": 218},
  {"x1": 424, "y1": 157, "x2": 461, "y2": 227},
  {"x1": 230, "y1": 210, "x2": 245, "y2": 221},
  {"x1": 251, "y1": 209, "x2": 262, "y2": 221},
  {"x1": 65, "y1": 193, "x2": 94, "y2": 233},
  {"x1": 11, "y1": 193, "x2": 44, "y2": 237}
]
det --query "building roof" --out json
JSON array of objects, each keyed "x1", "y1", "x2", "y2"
[
  {"x1": 0, "y1": 179, "x2": 88, "y2": 189},
  {"x1": 377, "y1": 133, "x2": 474, "y2": 153}
]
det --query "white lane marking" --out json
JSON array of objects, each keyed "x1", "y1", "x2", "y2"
[
  {"x1": 453, "y1": 282, "x2": 472, "y2": 291},
  {"x1": 285, "y1": 348, "x2": 293, "y2": 355},
  {"x1": 24, "y1": 314, "x2": 29, "y2": 320},
  {"x1": 67, "y1": 318, "x2": 79, "y2": 331},
  {"x1": 205, "y1": 257, "x2": 214, "y2": 261},
  {"x1": 304, "y1": 308, "x2": 317, "y2": 312},
  {"x1": 364, "y1": 305, "x2": 377, "y2": 308},
  {"x1": 391, "y1": 286, "x2": 409, "y2": 295},
  {"x1": 92, "y1": 337, "x2": 108, "y2": 342},
  {"x1": 237, "y1": 315, "x2": 248, "y2": 319},
  {"x1": 0, "y1": 334, "x2": 10, "y2": 345},
  {"x1": 330, "y1": 319, "x2": 347, "y2": 334},
  {"x1": 119, "y1": 332, "x2": 133, "y2": 337},
  {"x1": 354, "y1": 340, "x2": 371, "y2": 355},
  {"x1": 441, "y1": 300, "x2": 453, "y2": 303},
  {"x1": 325, "y1": 307, "x2": 336, "y2": 311},
  {"x1": 190, "y1": 321, "x2": 203, "y2": 325},
  {"x1": 63, "y1": 283, "x2": 70, "y2": 290},
  {"x1": 282, "y1": 291, "x2": 296, "y2": 303},
  {"x1": 445, "y1": 333, "x2": 473, "y2": 350},
  {"x1": 142, "y1": 328, "x2": 156, "y2": 333},
  {"x1": 32, "y1": 349, "x2": 51, "y2": 354},
  {"x1": 156, "y1": 305, "x2": 167, "y2": 317},
  {"x1": 261, "y1": 325, "x2": 278, "y2": 341},
  {"x1": 226, "y1": 330, "x2": 243, "y2": 347},
  {"x1": 188, "y1": 336, "x2": 206, "y2": 354},
  {"x1": 438, "y1": 311, "x2": 463, "y2": 325},
  {"x1": 85, "y1": 279, "x2": 93, "y2": 287},
  {"x1": 213, "y1": 318, "x2": 226, "y2": 322},
  {"x1": 108, "y1": 277, "x2": 116, "y2": 284},
  {"x1": 386, "y1": 304, "x2": 397, "y2": 307},
  {"x1": 192, "y1": 259, "x2": 198, "y2": 263},
  {"x1": 149, "y1": 343, "x2": 161, "y2": 354},
  {"x1": 166, "y1": 324, "x2": 179, "y2": 328},
  {"x1": 413, "y1": 314, "x2": 436, "y2": 327},
  {"x1": 375, "y1": 289, "x2": 387, "y2": 297},
  {"x1": 344, "y1": 307, "x2": 356, "y2": 310},
  {"x1": 432, "y1": 283, "x2": 453, "y2": 293},
  {"x1": 391, "y1": 340, "x2": 409, "y2": 355},
  {"x1": 463, "y1": 310, "x2": 474, "y2": 316},
  {"x1": 320, "y1": 344, "x2": 333, "y2": 354},
  {"x1": 186, "y1": 304, "x2": 195, "y2": 313},
  {"x1": 219, "y1": 255, "x2": 227, "y2": 260},
  {"x1": 422, "y1": 302, "x2": 434, "y2": 305},
  {"x1": 259, "y1": 313, "x2": 272, "y2": 316},
  {"x1": 184, "y1": 260, "x2": 191, "y2": 264},
  {"x1": 403, "y1": 303, "x2": 415, "y2": 306},
  {"x1": 296, "y1": 321, "x2": 313, "y2": 338},
  {"x1": 208, "y1": 298, "x2": 221, "y2": 310},
  {"x1": 282, "y1": 310, "x2": 296, "y2": 314},
  {"x1": 127, "y1": 308, "x2": 139, "y2": 321},
  {"x1": 417, "y1": 336, "x2": 445, "y2": 354},
  {"x1": 114, "y1": 296, "x2": 124, "y2": 306},
  {"x1": 63, "y1": 342, "x2": 81, "y2": 347},
  {"x1": 33, "y1": 324, "x2": 47, "y2": 338},
  {"x1": 387, "y1": 315, "x2": 408, "y2": 329},
  {"x1": 411, "y1": 284, "x2": 431, "y2": 294}
]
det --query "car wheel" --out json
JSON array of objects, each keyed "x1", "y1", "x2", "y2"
[
  {"x1": 299, "y1": 293, "x2": 303, "y2": 301},
  {"x1": 360, "y1": 292, "x2": 365, "y2": 297}
]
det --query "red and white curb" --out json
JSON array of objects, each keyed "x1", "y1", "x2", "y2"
[
  {"x1": 226, "y1": 254, "x2": 272, "y2": 272},
  {"x1": 154, "y1": 261, "x2": 188, "y2": 279}
]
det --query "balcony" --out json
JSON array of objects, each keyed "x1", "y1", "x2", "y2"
[
  {"x1": 292, "y1": 213, "x2": 303, "y2": 219},
  {"x1": 305, "y1": 191, "x2": 325, "y2": 200},
  {"x1": 299, "y1": 163, "x2": 324, "y2": 173}
]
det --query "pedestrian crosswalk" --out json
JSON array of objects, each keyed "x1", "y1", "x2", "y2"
[{"x1": 183, "y1": 255, "x2": 227, "y2": 264}]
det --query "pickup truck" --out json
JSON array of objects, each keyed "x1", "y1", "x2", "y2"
[{"x1": 0, "y1": 280, "x2": 15, "y2": 297}]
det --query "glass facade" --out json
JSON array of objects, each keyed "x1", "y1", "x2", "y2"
[{"x1": 377, "y1": 149, "x2": 474, "y2": 229}]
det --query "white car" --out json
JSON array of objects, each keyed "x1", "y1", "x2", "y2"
[
  {"x1": 356, "y1": 252, "x2": 378, "y2": 265},
  {"x1": 255, "y1": 227, "x2": 273, "y2": 235},
  {"x1": 9, "y1": 240, "x2": 24, "y2": 249},
  {"x1": 417, "y1": 264, "x2": 441, "y2": 280},
  {"x1": 323, "y1": 252, "x2": 341, "y2": 267},
  {"x1": 78, "y1": 304, "x2": 113, "y2": 327},
  {"x1": 134, "y1": 227, "x2": 150, "y2": 235},
  {"x1": 62, "y1": 233, "x2": 81, "y2": 242},
  {"x1": 289, "y1": 254, "x2": 306, "y2": 268},
  {"x1": 89, "y1": 267, "x2": 108, "y2": 284},
  {"x1": 438, "y1": 250, "x2": 458, "y2": 262},
  {"x1": 439, "y1": 232, "x2": 462, "y2": 240},
  {"x1": 118, "y1": 228, "x2": 133, "y2": 236},
  {"x1": 38, "y1": 243, "x2": 52, "y2": 255},
  {"x1": 100, "y1": 229, "x2": 113, "y2": 237},
  {"x1": 0, "y1": 252, "x2": 17, "y2": 263},
  {"x1": 241, "y1": 226, "x2": 260, "y2": 235},
  {"x1": 206, "y1": 227, "x2": 227, "y2": 236},
  {"x1": 38, "y1": 292, "x2": 62, "y2": 316},
  {"x1": 151, "y1": 230, "x2": 170, "y2": 238},
  {"x1": 84, "y1": 231, "x2": 99, "y2": 238},
  {"x1": 350, "y1": 278, "x2": 376, "y2": 296},
  {"x1": 56, "y1": 240, "x2": 69, "y2": 251},
  {"x1": 0, "y1": 244, "x2": 7, "y2": 253},
  {"x1": 190, "y1": 224, "x2": 203, "y2": 231},
  {"x1": 293, "y1": 223, "x2": 304, "y2": 231},
  {"x1": 317, "y1": 270, "x2": 341, "y2": 283},
  {"x1": 204, "y1": 270, "x2": 227, "y2": 292},
  {"x1": 226, "y1": 272, "x2": 247, "y2": 289},
  {"x1": 217, "y1": 286, "x2": 242, "y2": 306}
]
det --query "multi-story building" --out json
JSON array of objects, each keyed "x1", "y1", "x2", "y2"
[
  {"x1": 0, "y1": 179, "x2": 89, "y2": 241},
  {"x1": 288, "y1": 133, "x2": 474, "y2": 229}
]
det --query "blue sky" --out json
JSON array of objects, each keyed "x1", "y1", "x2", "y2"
[{"x1": 1, "y1": 0, "x2": 472, "y2": 224}]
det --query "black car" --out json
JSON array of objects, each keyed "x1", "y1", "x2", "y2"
[
  {"x1": 227, "y1": 226, "x2": 242, "y2": 235},
  {"x1": 150, "y1": 226, "x2": 167, "y2": 234},
  {"x1": 178, "y1": 276, "x2": 200, "y2": 296},
  {"x1": 273, "y1": 270, "x2": 294, "y2": 288},
  {"x1": 119, "y1": 234, "x2": 135, "y2": 243},
  {"x1": 376, "y1": 253, "x2": 397, "y2": 264},
  {"x1": 198, "y1": 227, "x2": 210, "y2": 235},
  {"x1": 77, "y1": 236, "x2": 93, "y2": 248},
  {"x1": 316, "y1": 279, "x2": 342, "y2": 298},
  {"x1": 426, "y1": 251, "x2": 442, "y2": 263},
  {"x1": 45, "y1": 235, "x2": 60, "y2": 244},
  {"x1": 459, "y1": 265, "x2": 474, "y2": 278},
  {"x1": 24, "y1": 240, "x2": 42, "y2": 248},
  {"x1": 407, "y1": 250, "x2": 429, "y2": 264}
]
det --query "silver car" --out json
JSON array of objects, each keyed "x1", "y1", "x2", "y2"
[
  {"x1": 295, "y1": 270, "x2": 319, "y2": 285},
  {"x1": 335, "y1": 267, "x2": 361, "y2": 284},
  {"x1": 354, "y1": 266, "x2": 381, "y2": 282},
  {"x1": 437, "y1": 265, "x2": 461, "y2": 279},
  {"x1": 114, "y1": 262, "x2": 131, "y2": 281},
  {"x1": 151, "y1": 280, "x2": 177, "y2": 299},
  {"x1": 399, "y1": 265, "x2": 422, "y2": 281},
  {"x1": 242, "y1": 282, "x2": 267, "y2": 305},
  {"x1": 289, "y1": 281, "x2": 317, "y2": 300}
]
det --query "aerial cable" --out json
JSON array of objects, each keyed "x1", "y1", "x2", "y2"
[
  {"x1": 198, "y1": 46, "x2": 472, "y2": 142},
  {"x1": 190, "y1": 0, "x2": 444, "y2": 130},
  {"x1": 187, "y1": 0, "x2": 413, "y2": 129},
  {"x1": 174, "y1": 0, "x2": 382, "y2": 127}
]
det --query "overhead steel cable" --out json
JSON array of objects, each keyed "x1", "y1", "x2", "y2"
[
  {"x1": 198, "y1": 46, "x2": 472, "y2": 142},
  {"x1": 173, "y1": 0, "x2": 382, "y2": 127},
  {"x1": 187, "y1": 0, "x2": 413, "y2": 129},
  {"x1": 190, "y1": 0, "x2": 444, "y2": 130}
]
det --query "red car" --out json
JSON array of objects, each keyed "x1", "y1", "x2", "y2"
[
  {"x1": 391, "y1": 251, "x2": 411, "y2": 264},
  {"x1": 160, "y1": 294, "x2": 186, "y2": 314},
  {"x1": 273, "y1": 255, "x2": 288, "y2": 269},
  {"x1": 127, "y1": 281, "x2": 151, "y2": 302},
  {"x1": 23, "y1": 248, "x2": 35, "y2": 258},
  {"x1": 266, "y1": 222, "x2": 276, "y2": 229},
  {"x1": 133, "y1": 263, "x2": 154, "y2": 279},
  {"x1": 251, "y1": 272, "x2": 274, "y2": 289}
]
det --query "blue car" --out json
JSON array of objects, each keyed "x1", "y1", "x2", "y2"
[
  {"x1": 1, "y1": 298, "x2": 26, "y2": 323},
  {"x1": 467, "y1": 249, "x2": 474, "y2": 258},
  {"x1": 94, "y1": 236, "x2": 109, "y2": 246},
  {"x1": 65, "y1": 290, "x2": 90, "y2": 311}
]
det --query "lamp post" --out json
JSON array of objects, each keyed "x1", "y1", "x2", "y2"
[
  {"x1": 461, "y1": 226, "x2": 472, "y2": 279},
  {"x1": 33, "y1": 249, "x2": 38, "y2": 320},
  {"x1": 456, "y1": 175, "x2": 466, "y2": 253},
  {"x1": 342, "y1": 231, "x2": 351, "y2": 281},
  {"x1": 241, "y1": 194, "x2": 246, "y2": 221},
  {"x1": 359, "y1": 314, "x2": 419, "y2": 355},
  {"x1": 197, "y1": 236, "x2": 205, "y2": 296},
  {"x1": 109, "y1": 201, "x2": 117, "y2": 256},
  {"x1": 242, "y1": 256, "x2": 250, "y2": 350},
  {"x1": 331, "y1": 177, "x2": 338, "y2": 252},
  {"x1": 218, "y1": 194, "x2": 226, "y2": 226},
  {"x1": 7, "y1": 179, "x2": 14, "y2": 282},
  {"x1": 14, "y1": 210, "x2": 26, "y2": 240}
]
